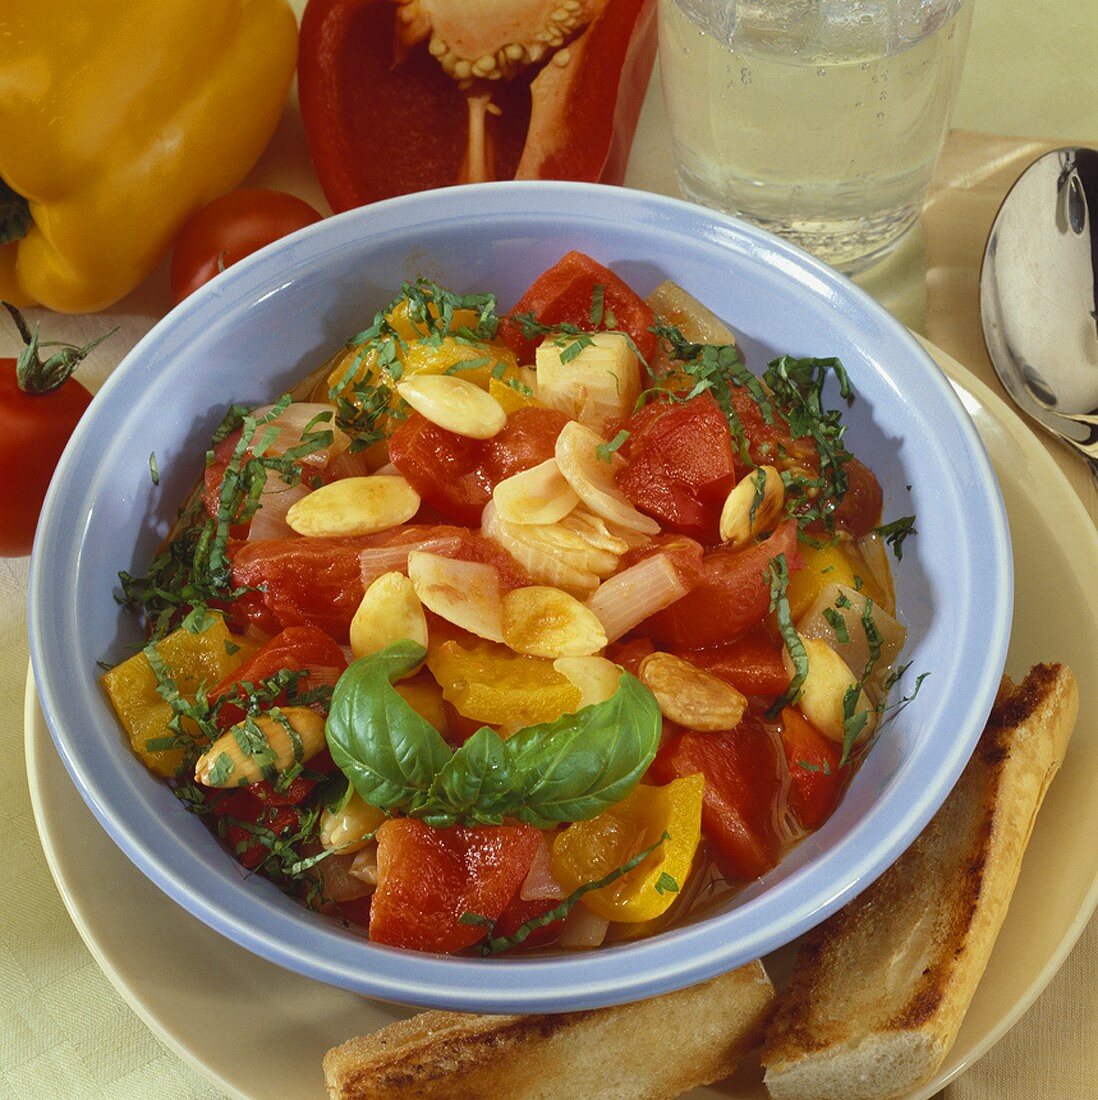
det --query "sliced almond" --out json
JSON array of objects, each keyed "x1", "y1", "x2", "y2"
[
  {"x1": 407, "y1": 550, "x2": 504, "y2": 642},
  {"x1": 719, "y1": 465, "x2": 785, "y2": 546},
  {"x1": 396, "y1": 373, "x2": 506, "y2": 439},
  {"x1": 553, "y1": 656, "x2": 623, "y2": 707},
  {"x1": 555, "y1": 420, "x2": 660, "y2": 535},
  {"x1": 783, "y1": 636, "x2": 876, "y2": 744},
  {"x1": 349, "y1": 571, "x2": 429, "y2": 663},
  {"x1": 493, "y1": 458, "x2": 579, "y2": 525},
  {"x1": 502, "y1": 586, "x2": 608, "y2": 658},
  {"x1": 639, "y1": 652, "x2": 748, "y2": 731},
  {"x1": 285, "y1": 475, "x2": 419, "y2": 538}
]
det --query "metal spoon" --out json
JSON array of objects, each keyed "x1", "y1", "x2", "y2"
[{"x1": 980, "y1": 146, "x2": 1098, "y2": 485}]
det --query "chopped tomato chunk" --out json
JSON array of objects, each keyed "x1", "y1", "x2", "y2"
[
  {"x1": 673, "y1": 628, "x2": 790, "y2": 697},
  {"x1": 208, "y1": 625, "x2": 346, "y2": 728},
  {"x1": 650, "y1": 719, "x2": 782, "y2": 882},
  {"x1": 827, "y1": 457, "x2": 883, "y2": 538},
  {"x1": 641, "y1": 520, "x2": 802, "y2": 649},
  {"x1": 226, "y1": 525, "x2": 469, "y2": 641},
  {"x1": 781, "y1": 707, "x2": 847, "y2": 830},
  {"x1": 370, "y1": 819, "x2": 542, "y2": 953},
  {"x1": 492, "y1": 895, "x2": 565, "y2": 950},
  {"x1": 617, "y1": 395, "x2": 736, "y2": 542},
  {"x1": 498, "y1": 251, "x2": 659, "y2": 366},
  {"x1": 389, "y1": 407, "x2": 568, "y2": 525}
]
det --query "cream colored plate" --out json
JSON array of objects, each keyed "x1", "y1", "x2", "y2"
[{"x1": 26, "y1": 343, "x2": 1098, "y2": 1100}]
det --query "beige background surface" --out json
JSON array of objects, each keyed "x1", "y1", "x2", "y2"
[{"x1": 3, "y1": 0, "x2": 1098, "y2": 1096}]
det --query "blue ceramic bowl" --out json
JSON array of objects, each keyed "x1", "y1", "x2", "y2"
[{"x1": 28, "y1": 182, "x2": 1011, "y2": 1013}]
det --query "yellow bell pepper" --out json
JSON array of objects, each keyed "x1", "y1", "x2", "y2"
[
  {"x1": 100, "y1": 618, "x2": 253, "y2": 778},
  {"x1": 426, "y1": 632, "x2": 581, "y2": 730},
  {"x1": 550, "y1": 774, "x2": 705, "y2": 923},
  {"x1": 0, "y1": 0, "x2": 297, "y2": 313},
  {"x1": 786, "y1": 542, "x2": 888, "y2": 622}
]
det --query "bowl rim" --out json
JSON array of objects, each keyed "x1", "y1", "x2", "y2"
[{"x1": 28, "y1": 179, "x2": 1012, "y2": 1012}]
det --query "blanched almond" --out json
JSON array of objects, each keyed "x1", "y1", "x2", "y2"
[
  {"x1": 719, "y1": 465, "x2": 785, "y2": 546},
  {"x1": 555, "y1": 420, "x2": 660, "y2": 535},
  {"x1": 638, "y1": 652, "x2": 748, "y2": 731},
  {"x1": 194, "y1": 707, "x2": 326, "y2": 787},
  {"x1": 553, "y1": 656, "x2": 623, "y2": 707},
  {"x1": 493, "y1": 458, "x2": 579, "y2": 525},
  {"x1": 407, "y1": 550, "x2": 504, "y2": 642},
  {"x1": 502, "y1": 586, "x2": 608, "y2": 658},
  {"x1": 349, "y1": 571, "x2": 428, "y2": 663},
  {"x1": 396, "y1": 374, "x2": 506, "y2": 439},
  {"x1": 783, "y1": 635, "x2": 876, "y2": 744},
  {"x1": 285, "y1": 475, "x2": 419, "y2": 537}
]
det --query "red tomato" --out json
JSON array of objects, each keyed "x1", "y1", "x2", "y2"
[
  {"x1": 370, "y1": 819, "x2": 542, "y2": 953},
  {"x1": 673, "y1": 628, "x2": 790, "y2": 697},
  {"x1": 491, "y1": 894, "x2": 564, "y2": 950},
  {"x1": 604, "y1": 636, "x2": 655, "y2": 676},
  {"x1": 336, "y1": 894, "x2": 374, "y2": 930},
  {"x1": 497, "y1": 251, "x2": 659, "y2": 366},
  {"x1": 642, "y1": 520, "x2": 803, "y2": 649},
  {"x1": 827, "y1": 457, "x2": 883, "y2": 538},
  {"x1": 0, "y1": 361, "x2": 91, "y2": 555},
  {"x1": 484, "y1": 406, "x2": 570, "y2": 483},
  {"x1": 386, "y1": 414, "x2": 487, "y2": 525},
  {"x1": 171, "y1": 189, "x2": 323, "y2": 304},
  {"x1": 227, "y1": 526, "x2": 443, "y2": 640},
  {"x1": 651, "y1": 719, "x2": 782, "y2": 881},
  {"x1": 208, "y1": 625, "x2": 347, "y2": 728},
  {"x1": 0, "y1": 308, "x2": 107, "y2": 557},
  {"x1": 208, "y1": 789, "x2": 301, "y2": 870},
  {"x1": 389, "y1": 407, "x2": 568, "y2": 525},
  {"x1": 780, "y1": 707, "x2": 847, "y2": 830},
  {"x1": 616, "y1": 395, "x2": 736, "y2": 542}
]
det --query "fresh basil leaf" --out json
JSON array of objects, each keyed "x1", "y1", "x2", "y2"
[
  {"x1": 325, "y1": 641, "x2": 450, "y2": 814},
  {"x1": 423, "y1": 725, "x2": 519, "y2": 827},
  {"x1": 505, "y1": 672, "x2": 661, "y2": 826}
]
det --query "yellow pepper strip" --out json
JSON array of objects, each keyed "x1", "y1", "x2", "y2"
[
  {"x1": 550, "y1": 774, "x2": 705, "y2": 923},
  {"x1": 100, "y1": 618, "x2": 252, "y2": 778},
  {"x1": 426, "y1": 633, "x2": 581, "y2": 729},
  {"x1": 786, "y1": 542, "x2": 888, "y2": 622},
  {"x1": 0, "y1": 0, "x2": 297, "y2": 313}
]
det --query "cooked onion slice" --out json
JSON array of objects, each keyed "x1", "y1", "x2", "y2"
[
  {"x1": 520, "y1": 838, "x2": 564, "y2": 902},
  {"x1": 358, "y1": 534, "x2": 464, "y2": 587},
  {"x1": 586, "y1": 553, "x2": 692, "y2": 642},
  {"x1": 555, "y1": 420, "x2": 660, "y2": 535},
  {"x1": 796, "y1": 581, "x2": 906, "y2": 686},
  {"x1": 251, "y1": 401, "x2": 347, "y2": 469},
  {"x1": 559, "y1": 903, "x2": 609, "y2": 949},
  {"x1": 247, "y1": 482, "x2": 310, "y2": 541}
]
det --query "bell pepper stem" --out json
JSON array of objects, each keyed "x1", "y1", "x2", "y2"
[{"x1": 2, "y1": 300, "x2": 116, "y2": 395}]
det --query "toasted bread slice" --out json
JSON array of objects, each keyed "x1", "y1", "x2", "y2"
[
  {"x1": 324, "y1": 960, "x2": 776, "y2": 1099},
  {"x1": 761, "y1": 663, "x2": 1078, "y2": 1100}
]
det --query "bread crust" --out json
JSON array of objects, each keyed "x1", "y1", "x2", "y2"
[
  {"x1": 761, "y1": 663, "x2": 1078, "y2": 1100},
  {"x1": 324, "y1": 960, "x2": 776, "y2": 1099}
]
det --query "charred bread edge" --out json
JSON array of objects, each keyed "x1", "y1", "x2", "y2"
[
  {"x1": 760, "y1": 663, "x2": 1078, "y2": 1100},
  {"x1": 324, "y1": 959, "x2": 776, "y2": 1100}
]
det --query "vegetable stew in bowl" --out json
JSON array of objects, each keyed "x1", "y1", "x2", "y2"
[{"x1": 101, "y1": 251, "x2": 920, "y2": 957}]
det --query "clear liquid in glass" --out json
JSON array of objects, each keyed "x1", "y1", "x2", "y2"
[{"x1": 659, "y1": 0, "x2": 973, "y2": 272}]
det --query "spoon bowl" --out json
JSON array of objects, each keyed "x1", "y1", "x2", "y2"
[{"x1": 980, "y1": 146, "x2": 1098, "y2": 481}]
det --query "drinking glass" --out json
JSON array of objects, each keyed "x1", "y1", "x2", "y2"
[{"x1": 658, "y1": 0, "x2": 973, "y2": 273}]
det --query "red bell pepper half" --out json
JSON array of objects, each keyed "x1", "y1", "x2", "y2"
[{"x1": 298, "y1": 0, "x2": 657, "y2": 212}]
